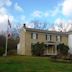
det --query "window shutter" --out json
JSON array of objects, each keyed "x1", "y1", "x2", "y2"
[
  {"x1": 56, "y1": 36, "x2": 57, "y2": 41},
  {"x1": 60, "y1": 36, "x2": 62, "y2": 41},
  {"x1": 31, "y1": 33, "x2": 33, "y2": 39},
  {"x1": 36, "y1": 33, "x2": 38, "y2": 39},
  {"x1": 56, "y1": 35, "x2": 61, "y2": 42},
  {"x1": 46, "y1": 34, "x2": 47, "y2": 40},
  {"x1": 50, "y1": 35, "x2": 51, "y2": 41}
]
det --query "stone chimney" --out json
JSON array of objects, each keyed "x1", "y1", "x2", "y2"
[
  {"x1": 23, "y1": 24, "x2": 26, "y2": 32},
  {"x1": 23, "y1": 24, "x2": 26, "y2": 28}
]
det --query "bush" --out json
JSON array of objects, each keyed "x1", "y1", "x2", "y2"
[
  {"x1": 8, "y1": 50, "x2": 17, "y2": 55},
  {"x1": 31, "y1": 42, "x2": 46, "y2": 56},
  {"x1": 0, "y1": 47, "x2": 5, "y2": 56},
  {"x1": 57, "y1": 43, "x2": 69, "y2": 57}
]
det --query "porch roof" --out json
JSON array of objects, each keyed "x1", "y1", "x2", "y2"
[{"x1": 45, "y1": 41, "x2": 57, "y2": 45}]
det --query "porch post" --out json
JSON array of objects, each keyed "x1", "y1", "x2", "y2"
[
  {"x1": 55, "y1": 44, "x2": 57, "y2": 55},
  {"x1": 52, "y1": 46, "x2": 53, "y2": 55}
]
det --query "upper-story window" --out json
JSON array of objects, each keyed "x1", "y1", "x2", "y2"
[
  {"x1": 56, "y1": 35, "x2": 61, "y2": 42},
  {"x1": 46, "y1": 34, "x2": 51, "y2": 41},
  {"x1": 31, "y1": 33, "x2": 38, "y2": 39}
]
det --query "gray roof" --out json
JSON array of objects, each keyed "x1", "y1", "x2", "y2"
[{"x1": 25, "y1": 28, "x2": 68, "y2": 35}]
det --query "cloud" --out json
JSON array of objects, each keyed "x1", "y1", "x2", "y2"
[
  {"x1": 26, "y1": 22, "x2": 34, "y2": 28},
  {"x1": 66, "y1": 20, "x2": 72, "y2": 31},
  {"x1": 51, "y1": 8, "x2": 59, "y2": 17},
  {"x1": 31, "y1": 10, "x2": 50, "y2": 18},
  {"x1": 48, "y1": 0, "x2": 72, "y2": 31},
  {"x1": 14, "y1": 3, "x2": 24, "y2": 12},
  {"x1": 0, "y1": 13, "x2": 15, "y2": 29},
  {"x1": 0, "y1": 7, "x2": 8, "y2": 15},
  {"x1": 44, "y1": 11, "x2": 49, "y2": 17},
  {"x1": 31, "y1": 3, "x2": 61, "y2": 18},
  {"x1": 54, "y1": 18, "x2": 64, "y2": 24},
  {"x1": 32, "y1": 10, "x2": 42, "y2": 18},
  {"x1": 0, "y1": 0, "x2": 25, "y2": 33},
  {"x1": 0, "y1": 6, "x2": 8, "y2": 32},
  {"x1": 0, "y1": 3, "x2": 15, "y2": 32},
  {"x1": 18, "y1": 15, "x2": 26, "y2": 25},
  {"x1": 50, "y1": 0, "x2": 72, "y2": 16},
  {"x1": 50, "y1": 3, "x2": 62, "y2": 17},
  {"x1": 0, "y1": 0, "x2": 12, "y2": 7},
  {"x1": 5, "y1": 0, "x2": 12, "y2": 6},
  {"x1": 0, "y1": 14, "x2": 8, "y2": 24},
  {"x1": 62, "y1": 0, "x2": 72, "y2": 16},
  {"x1": 51, "y1": 18, "x2": 72, "y2": 32},
  {"x1": 0, "y1": 0, "x2": 4, "y2": 7},
  {"x1": 18, "y1": 21, "x2": 34, "y2": 29},
  {"x1": 0, "y1": 14, "x2": 14, "y2": 32},
  {"x1": 20, "y1": 15, "x2": 26, "y2": 21},
  {"x1": 54, "y1": 18, "x2": 65, "y2": 31}
]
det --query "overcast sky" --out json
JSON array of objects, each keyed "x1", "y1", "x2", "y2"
[{"x1": 0, "y1": 0, "x2": 72, "y2": 32}]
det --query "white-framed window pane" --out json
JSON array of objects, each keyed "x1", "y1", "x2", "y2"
[
  {"x1": 46, "y1": 34, "x2": 51, "y2": 41},
  {"x1": 33, "y1": 33, "x2": 36, "y2": 39},
  {"x1": 58, "y1": 36, "x2": 60, "y2": 41},
  {"x1": 47, "y1": 35, "x2": 50, "y2": 41},
  {"x1": 56, "y1": 36, "x2": 60, "y2": 42},
  {"x1": 31, "y1": 33, "x2": 38, "y2": 39}
]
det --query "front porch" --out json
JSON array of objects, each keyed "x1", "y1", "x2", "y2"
[{"x1": 44, "y1": 42, "x2": 57, "y2": 55}]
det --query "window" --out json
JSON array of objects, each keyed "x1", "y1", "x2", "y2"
[
  {"x1": 31, "y1": 33, "x2": 38, "y2": 39},
  {"x1": 56, "y1": 35, "x2": 61, "y2": 42},
  {"x1": 46, "y1": 34, "x2": 51, "y2": 41}
]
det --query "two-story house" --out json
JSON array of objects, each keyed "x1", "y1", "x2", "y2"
[{"x1": 17, "y1": 24, "x2": 68, "y2": 56}]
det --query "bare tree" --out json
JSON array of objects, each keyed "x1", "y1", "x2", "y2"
[{"x1": 30, "y1": 20, "x2": 47, "y2": 30}]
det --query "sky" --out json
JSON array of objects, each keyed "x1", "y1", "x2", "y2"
[{"x1": 0, "y1": 0, "x2": 72, "y2": 32}]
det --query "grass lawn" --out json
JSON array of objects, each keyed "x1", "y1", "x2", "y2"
[{"x1": 0, "y1": 56, "x2": 72, "y2": 72}]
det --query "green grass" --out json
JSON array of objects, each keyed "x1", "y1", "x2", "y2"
[{"x1": 0, "y1": 56, "x2": 72, "y2": 72}]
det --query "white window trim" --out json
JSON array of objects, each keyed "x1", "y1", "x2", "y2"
[
  {"x1": 57, "y1": 35, "x2": 60, "y2": 42},
  {"x1": 46, "y1": 34, "x2": 51, "y2": 41},
  {"x1": 31, "y1": 33, "x2": 38, "y2": 39},
  {"x1": 33, "y1": 33, "x2": 36, "y2": 39}
]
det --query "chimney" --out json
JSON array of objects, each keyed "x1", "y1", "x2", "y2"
[{"x1": 23, "y1": 24, "x2": 26, "y2": 28}]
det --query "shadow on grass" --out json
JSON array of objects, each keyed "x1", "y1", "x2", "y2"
[{"x1": 50, "y1": 58, "x2": 72, "y2": 64}]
